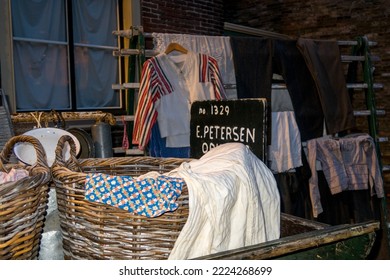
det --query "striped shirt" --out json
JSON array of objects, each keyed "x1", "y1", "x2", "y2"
[{"x1": 133, "y1": 51, "x2": 226, "y2": 150}]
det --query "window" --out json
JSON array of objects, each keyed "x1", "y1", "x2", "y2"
[{"x1": 11, "y1": 0, "x2": 121, "y2": 112}]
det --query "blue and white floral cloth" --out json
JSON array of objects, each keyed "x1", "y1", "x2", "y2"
[{"x1": 84, "y1": 172, "x2": 185, "y2": 217}]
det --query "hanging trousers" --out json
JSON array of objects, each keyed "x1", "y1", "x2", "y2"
[
  {"x1": 296, "y1": 38, "x2": 356, "y2": 135},
  {"x1": 230, "y1": 37, "x2": 356, "y2": 141}
]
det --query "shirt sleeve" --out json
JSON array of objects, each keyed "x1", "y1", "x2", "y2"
[
  {"x1": 306, "y1": 139, "x2": 323, "y2": 218},
  {"x1": 204, "y1": 54, "x2": 227, "y2": 100},
  {"x1": 364, "y1": 136, "x2": 384, "y2": 198},
  {"x1": 132, "y1": 59, "x2": 159, "y2": 150}
]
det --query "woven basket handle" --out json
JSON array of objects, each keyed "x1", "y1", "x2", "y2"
[
  {"x1": 0, "y1": 135, "x2": 49, "y2": 173},
  {"x1": 53, "y1": 135, "x2": 79, "y2": 170}
]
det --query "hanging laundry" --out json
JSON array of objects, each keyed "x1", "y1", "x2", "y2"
[
  {"x1": 230, "y1": 37, "x2": 273, "y2": 101},
  {"x1": 84, "y1": 172, "x2": 185, "y2": 217},
  {"x1": 306, "y1": 134, "x2": 384, "y2": 217},
  {"x1": 148, "y1": 122, "x2": 190, "y2": 158},
  {"x1": 121, "y1": 115, "x2": 129, "y2": 150},
  {"x1": 297, "y1": 38, "x2": 356, "y2": 136},
  {"x1": 152, "y1": 33, "x2": 237, "y2": 99},
  {"x1": 268, "y1": 86, "x2": 302, "y2": 173},
  {"x1": 267, "y1": 82, "x2": 311, "y2": 219},
  {"x1": 230, "y1": 37, "x2": 356, "y2": 141},
  {"x1": 133, "y1": 50, "x2": 226, "y2": 151}
]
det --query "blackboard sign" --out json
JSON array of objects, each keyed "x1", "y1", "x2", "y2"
[{"x1": 190, "y1": 98, "x2": 267, "y2": 161}]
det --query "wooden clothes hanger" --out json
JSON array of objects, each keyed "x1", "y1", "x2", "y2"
[{"x1": 164, "y1": 42, "x2": 188, "y2": 54}]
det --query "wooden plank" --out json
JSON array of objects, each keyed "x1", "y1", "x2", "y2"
[
  {"x1": 112, "y1": 83, "x2": 140, "y2": 90},
  {"x1": 354, "y1": 110, "x2": 386, "y2": 116},
  {"x1": 114, "y1": 115, "x2": 134, "y2": 122},
  {"x1": 337, "y1": 40, "x2": 377, "y2": 46},
  {"x1": 113, "y1": 49, "x2": 157, "y2": 57},
  {"x1": 194, "y1": 220, "x2": 379, "y2": 260},
  {"x1": 341, "y1": 55, "x2": 380, "y2": 62},
  {"x1": 279, "y1": 213, "x2": 328, "y2": 237},
  {"x1": 11, "y1": 111, "x2": 117, "y2": 126},
  {"x1": 112, "y1": 147, "x2": 144, "y2": 155},
  {"x1": 276, "y1": 233, "x2": 376, "y2": 260}
]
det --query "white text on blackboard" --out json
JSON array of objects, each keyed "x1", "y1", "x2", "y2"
[
  {"x1": 195, "y1": 125, "x2": 256, "y2": 143},
  {"x1": 198, "y1": 105, "x2": 230, "y2": 116}
]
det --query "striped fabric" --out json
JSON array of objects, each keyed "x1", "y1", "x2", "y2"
[
  {"x1": 132, "y1": 59, "x2": 166, "y2": 150},
  {"x1": 200, "y1": 54, "x2": 226, "y2": 100},
  {"x1": 133, "y1": 51, "x2": 226, "y2": 150}
]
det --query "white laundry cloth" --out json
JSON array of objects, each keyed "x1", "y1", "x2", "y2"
[
  {"x1": 268, "y1": 87, "x2": 302, "y2": 173},
  {"x1": 166, "y1": 143, "x2": 280, "y2": 259},
  {"x1": 152, "y1": 33, "x2": 237, "y2": 100},
  {"x1": 269, "y1": 111, "x2": 302, "y2": 173}
]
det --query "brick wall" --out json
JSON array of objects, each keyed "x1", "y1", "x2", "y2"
[
  {"x1": 224, "y1": 0, "x2": 390, "y2": 191},
  {"x1": 141, "y1": 0, "x2": 224, "y2": 35}
]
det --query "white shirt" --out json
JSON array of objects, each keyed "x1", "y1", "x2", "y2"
[{"x1": 133, "y1": 51, "x2": 226, "y2": 149}]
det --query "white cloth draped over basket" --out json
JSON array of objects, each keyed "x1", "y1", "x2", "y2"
[{"x1": 166, "y1": 143, "x2": 280, "y2": 259}]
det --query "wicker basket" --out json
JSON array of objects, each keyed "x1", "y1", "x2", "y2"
[
  {"x1": 51, "y1": 135, "x2": 189, "y2": 260},
  {"x1": 0, "y1": 135, "x2": 51, "y2": 260}
]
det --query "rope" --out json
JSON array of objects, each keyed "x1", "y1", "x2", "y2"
[{"x1": 29, "y1": 112, "x2": 43, "y2": 128}]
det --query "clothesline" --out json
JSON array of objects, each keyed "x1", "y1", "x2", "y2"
[
  {"x1": 113, "y1": 28, "x2": 377, "y2": 46},
  {"x1": 112, "y1": 81, "x2": 383, "y2": 91}
]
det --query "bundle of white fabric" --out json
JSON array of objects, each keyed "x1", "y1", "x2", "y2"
[{"x1": 166, "y1": 142, "x2": 280, "y2": 259}]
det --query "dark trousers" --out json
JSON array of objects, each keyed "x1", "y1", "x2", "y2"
[
  {"x1": 230, "y1": 37, "x2": 273, "y2": 100},
  {"x1": 230, "y1": 37, "x2": 356, "y2": 141},
  {"x1": 272, "y1": 39, "x2": 326, "y2": 141},
  {"x1": 316, "y1": 170, "x2": 380, "y2": 225},
  {"x1": 296, "y1": 38, "x2": 356, "y2": 135}
]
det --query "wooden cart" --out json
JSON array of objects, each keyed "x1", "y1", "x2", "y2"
[{"x1": 196, "y1": 213, "x2": 380, "y2": 260}]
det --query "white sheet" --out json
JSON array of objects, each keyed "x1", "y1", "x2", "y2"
[{"x1": 166, "y1": 143, "x2": 280, "y2": 259}]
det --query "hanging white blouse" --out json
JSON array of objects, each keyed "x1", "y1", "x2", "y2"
[{"x1": 133, "y1": 50, "x2": 226, "y2": 150}]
